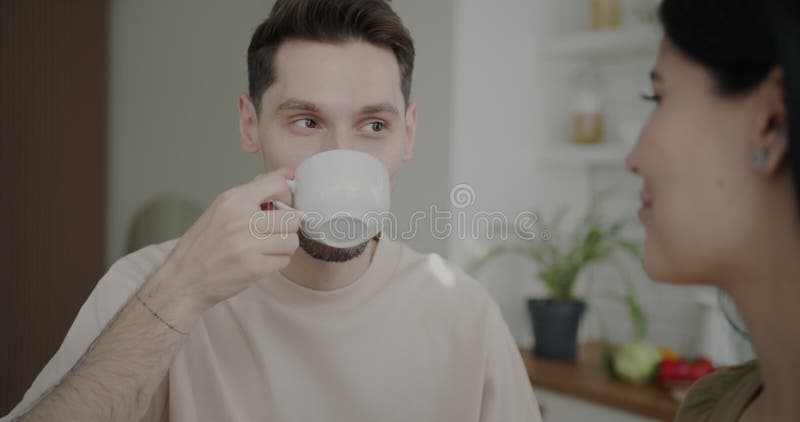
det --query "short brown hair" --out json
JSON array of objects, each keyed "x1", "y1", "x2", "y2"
[{"x1": 247, "y1": 0, "x2": 415, "y2": 113}]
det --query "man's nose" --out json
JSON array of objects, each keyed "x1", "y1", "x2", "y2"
[{"x1": 321, "y1": 128, "x2": 354, "y2": 152}]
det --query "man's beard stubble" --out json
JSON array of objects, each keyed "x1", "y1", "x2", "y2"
[{"x1": 297, "y1": 230, "x2": 369, "y2": 263}]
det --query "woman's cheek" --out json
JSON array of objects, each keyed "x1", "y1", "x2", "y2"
[{"x1": 642, "y1": 228, "x2": 673, "y2": 281}]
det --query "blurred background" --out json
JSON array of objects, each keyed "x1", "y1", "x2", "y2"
[{"x1": 1, "y1": 0, "x2": 754, "y2": 420}]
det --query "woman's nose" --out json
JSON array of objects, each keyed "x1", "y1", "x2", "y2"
[
  {"x1": 625, "y1": 147, "x2": 640, "y2": 175},
  {"x1": 627, "y1": 159, "x2": 640, "y2": 175}
]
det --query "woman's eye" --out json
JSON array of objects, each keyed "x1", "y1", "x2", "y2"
[
  {"x1": 292, "y1": 118, "x2": 319, "y2": 129},
  {"x1": 640, "y1": 92, "x2": 662, "y2": 105}
]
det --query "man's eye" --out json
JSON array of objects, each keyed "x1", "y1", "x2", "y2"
[
  {"x1": 292, "y1": 118, "x2": 319, "y2": 129},
  {"x1": 364, "y1": 121, "x2": 385, "y2": 132}
]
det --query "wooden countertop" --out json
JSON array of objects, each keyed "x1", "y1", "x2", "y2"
[{"x1": 520, "y1": 343, "x2": 680, "y2": 421}]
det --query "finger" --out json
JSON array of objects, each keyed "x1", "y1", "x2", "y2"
[
  {"x1": 240, "y1": 231, "x2": 300, "y2": 256},
  {"x1": 247, "y1": 209, "x2": 301, "y2": 237},
  {"x1": 262, "y1": 232, "x2": 300, "y2": 256},
  {"x1": 245, "y1": 169, "x2": 295, "y2": 210},
  {"x1": 260, "y1": 254, "x2": 292, "y2": 272},
  {"x1": 251, "y1": 167, "x2": 293, "y2": 185}
]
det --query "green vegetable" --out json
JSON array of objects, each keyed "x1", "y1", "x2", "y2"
[{"x1": 614, "y1": 340, "x2": 661, "y2": 385}]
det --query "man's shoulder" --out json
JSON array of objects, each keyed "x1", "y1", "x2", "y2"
[
  {"x1": 89, "y1": 238, "x2": 180, "y2": 314},
  {"x1": 391, "y1": 240, "x2": 497, "y2": 311},
  {"x1": 388, "y1": 240, "x2": 511, "y2": 344},
  {"x1": 118, "y1": 237, "x2": 179, "y2": 275}
]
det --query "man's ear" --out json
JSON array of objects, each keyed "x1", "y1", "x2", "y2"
[
  {"x1": 755, "y1": 68, "x2": 789, "y2": 175},
  {"x1": 403, "y1": 101, "x2": 417, "y2": 161},
  {"x1": 238, "y1": 93, "x2": 261, "y2": 154}
]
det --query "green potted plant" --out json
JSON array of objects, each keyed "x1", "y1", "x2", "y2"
[{"x1": 469, "y1": 192, "x2": 641, "y2": 360}]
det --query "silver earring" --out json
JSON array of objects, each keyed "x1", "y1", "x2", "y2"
[{"x1": 753, "y1": 148, "x2": 769, "y2": 169}]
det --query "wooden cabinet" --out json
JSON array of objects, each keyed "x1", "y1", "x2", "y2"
[{"x1": 0, "y1": 0, "x2": 108, "y2": 414}]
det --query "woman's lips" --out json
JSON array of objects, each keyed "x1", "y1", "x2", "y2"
[{"x1": 638, "y1": 191, "x2": 653, "y2": 221}]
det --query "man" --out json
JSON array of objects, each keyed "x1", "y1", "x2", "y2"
[{"x1": 4, "y1": 1, "x2": 541, "y2": 421}]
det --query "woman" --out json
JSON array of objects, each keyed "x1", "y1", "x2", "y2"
[{"x1": 626, "y1": 0, "x2": 800, "y2": 420}]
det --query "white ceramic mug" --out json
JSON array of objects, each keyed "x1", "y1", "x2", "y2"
[{"x1": 273, "y1": 149, "x2": 391, "y2": 248}]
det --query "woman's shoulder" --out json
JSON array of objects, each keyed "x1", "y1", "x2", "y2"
[{"x1": 675, "y1": 360, "x2": 762, "y2": 422}]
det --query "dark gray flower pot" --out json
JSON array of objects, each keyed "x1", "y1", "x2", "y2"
[{"x1": 528, "y1": 298, "x2": 586, "y2": 360}]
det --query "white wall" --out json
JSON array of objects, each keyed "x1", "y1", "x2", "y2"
[
  {"x1": 446, "y1": 0, "x2": 733, "y2": 362},
  {"x1": 449, "y1": 0, "x2": 572, "y2": 347},
  {"x1": 386, "y1": 0, "x2": 455, "y2": 257},
  {"x1": 108, "y1": 0, "x2": 269, "y2": 263},
  {"x1": 107, "y1": 0, "x2": 455, "y2": 263}
]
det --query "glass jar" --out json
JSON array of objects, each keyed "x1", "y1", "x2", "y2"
[
  {"x1": 572, "y1": 92, "x2": 605, "y2": 144},
  {"x1": 571, "y1": 68, "x2": 605, "y2": 144},
  {"x1": 590, "y1": 0, "x2": 621, "y2": 30}
]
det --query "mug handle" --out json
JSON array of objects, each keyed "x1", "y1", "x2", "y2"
[{"x1": 272, "y1": 179, "x2": 305, "y2": 218}]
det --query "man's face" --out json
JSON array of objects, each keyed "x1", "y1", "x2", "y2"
[
  {"x1": 238, "y1": 39, "x2": 416, "y2": 262},
  {"x1": 242, "y1": 39, "x2": 416, "y2": 186}
]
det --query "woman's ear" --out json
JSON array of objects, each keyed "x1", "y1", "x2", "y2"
[
  {"x1": 238, "y1": 93, "x2": 261, "y2": 154},
  {"x1": 761, "y1": 124, "x2": 790, "y2": 175},
  {"x1": 754, "y1": 68, "x2": 790, "y2": 175}
]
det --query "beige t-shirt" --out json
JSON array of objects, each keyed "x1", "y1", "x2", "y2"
[{"x1": 3, "y1": 237, "x2": 541, "y2": 422}]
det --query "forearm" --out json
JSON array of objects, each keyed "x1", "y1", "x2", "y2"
[{"x1": 20, "y1": 267, "x2": 201, "y2": 422}]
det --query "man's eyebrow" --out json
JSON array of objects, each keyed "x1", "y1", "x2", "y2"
[
  {"x1": 650, "y1": 70, "x2": 663, "y2": 82},
  {"x1": 360, "y1": 102, "x2": 400, "y2": 117},
  {"x1": 275, "y1": 98, "x2": 320, "y2": 114}
]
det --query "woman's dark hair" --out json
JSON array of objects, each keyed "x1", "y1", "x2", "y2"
[
  {"x1": 659, "y1": 0, "x2": 800, "y2": 340},
  {"x1": 658, "y1": 0, "x2": 800, "y2": 201}
]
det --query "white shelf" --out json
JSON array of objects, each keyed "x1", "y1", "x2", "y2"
[
  {"x1": 537, "y1": 142, "x2": 630, "y2": 166},
  {"x1": 543, "y1": 25, "x2": 661, "y2": 58}
]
